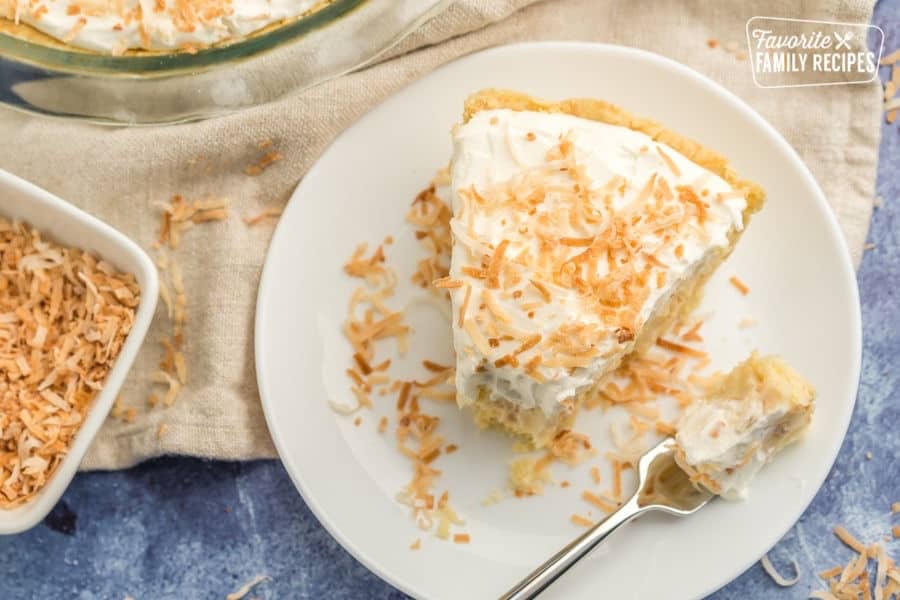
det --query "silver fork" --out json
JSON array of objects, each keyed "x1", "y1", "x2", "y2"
[{"x1": 500, "y1": 437, "x2": 714, "y2": 600}]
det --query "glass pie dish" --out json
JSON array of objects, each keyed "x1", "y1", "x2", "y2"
[{"x1": 0, "y1": 0, "x2": 452, "y2": 125}]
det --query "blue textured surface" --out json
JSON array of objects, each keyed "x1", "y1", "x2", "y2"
[{"x1": 1, "y1": 8, "x2": 899, "y2": 600}]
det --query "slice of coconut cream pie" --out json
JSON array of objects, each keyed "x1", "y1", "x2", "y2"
[
  {"x1": 439, "y1": 89, "x2": 765, "y2": 447},
  {"x1": 674, "y1": 353, "x2": 816, "y2": 499}
]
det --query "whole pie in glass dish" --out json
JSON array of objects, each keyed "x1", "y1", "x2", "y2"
[{"x1": 0, "y1": 0, "x2": 334, "y2": 54}]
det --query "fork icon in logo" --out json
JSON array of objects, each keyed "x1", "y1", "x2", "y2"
[{"x1": 833, "y1": 31, "x2": 854, "y2": 49}]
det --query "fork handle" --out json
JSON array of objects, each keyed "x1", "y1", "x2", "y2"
[{"x1": 499, "y1": 496, "x2": 645, "y2": 600}]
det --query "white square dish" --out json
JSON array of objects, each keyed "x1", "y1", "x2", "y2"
[{"x1": 0, "y1": 169, "x2": 158, "y2": 534}]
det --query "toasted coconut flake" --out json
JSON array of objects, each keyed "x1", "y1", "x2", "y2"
[
  {"x1": 462, "y1": 266, "x2": 488, "y2": 279},
  {"x1": 409, "y1": 538, "x2": 421, "y2": 550},
  {"x1": 738, "y1": 317, "x2": 757, "y2": 329},
  {"x1": 152, "y1": 371, "x2": 182, "y2": 407},
  {"x1": 244, "y1": 151, "x2": 283, "y2": 176},
  {"x1": 570, "y1": 514, "x2": 594, "y2": 528},
  {"x1": 453, "y1": 533, "x2": 470, "y2": 544},
  {"x1": 715, "y1": 190, "x2": 745, "y2": 203},
  {"x1": 655, "y1": 421, "x2": 676, "y2": 436},
  {"x1": 656, "y1": 338, "x2": 707, "y2": 359},
  {"x1": 529, "y1": 279, "x2": 552, "y2": 303},
  {"x1": 729, "y1": 275, "x2": 750, "y2": 295},
  {"x1": 158, "y1": 279, "x2": 174, "y2": 320},
  {"x1": 582, "y1": 490, "x2": 617, "y2": 513},
  {"x1": 611, "y1": 460, "x2": 623, "y2": 499},
  {"x1": 834, "y1": 526, "x2": 868, "y2": 555},
  {"x1": 422, "y1": 360, "x2": 452, "y2": 373},
  {"x1": 433, "y1": 276, "x2": 464, "y2": 289},
  {"x1": 839, "y1": 551, "x2": 868, "y2": 586},
  {"x1": 560, "y1": 237, "x2": 594, "y2": 247},
  {"x1": 418, "y1": 387, "x2": 456, "y2": 402},
  {"x1": 761, "y1": 553, "x2": 800, "y2": 587},
  {"x1": 464, "y1": 320, "x2": 491, "y2": 357},
  {"x1": 243, "y1": 207, "x2": 283, "y2": 225},
  {"x1": 656, "y1": 146, "x2": 681, "y2": 177},
  {"x1": 191, "y1": 208, "x2": 228, "y2": 223},
  {"x1": 681, "y1": 320, "x2": 703, "y2": 343},
  {"x1": 513, "y1": 334, "x2": 542, "y2": 356},
  {"x1": 483, "y1": 289, "x2": 512, "y2": 323},
  {"x1": 226, "y1": 575, "x2": 271, "y2": 600},
  {"x1": 353, "y1": 352, "x2": 373, "y2": 375},
  {"x1": 62, "y1": 15, "x2": 87, "y2": 41},
  {"x1": 881, "y1": 49, "x2": 900, "y2": 65},
  {"x1": 328, "y1": 396, "x2": 362, "y2": 415},
  {"x1": 874, "y1": 543, "x2": 889, "y2": 600},
  {"x1": 173, "y1": 351, "x2": 187, "y2": 384},
  {"x1": 458, "y1": 284, "x2": 472, "y2": 328},
  {"x1": 487, "y1": 240, "x2": 510, "y2": 289},
  {"x1": 808, "y1": 591, "x2": 841, "y2": 600}
]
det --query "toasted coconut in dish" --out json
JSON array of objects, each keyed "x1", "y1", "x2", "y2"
[
  {"x1": 0, "y1": 219, "x2": 139, "y2": 507},
  {"x1": 445, "y1": 89, "x2": 765, "y2": 447}
]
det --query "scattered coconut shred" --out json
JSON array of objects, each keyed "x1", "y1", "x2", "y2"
[
  {"x1": 761, "y1": 553, "x2": 800, "y2": 587},
  {"x1": 148, "y1": 195, "x2": 230, "y2": 413},
  {"x1": 334, "y1": 167, "x2": 732, "y2": 543},
  {"x1": 759, "y1": 519, "x2": 900, "y2": 599},
  {"x1": 337, "y1": 169, "x2": 470, "y2": 545},
  {"x1": 242, "y1": 207, "x2": 283, "y2": 226},
  {"x1": 706, "y1": 38, "x2": 747, "y2": 61},
  {"x1": 225, "y1": 574, "x2": 270, "y2": 600},
  {"x1": 807, "y1": 523, "x2": 900, "y2": 600},
  {"x1": 510, "y1": 322, "x2": 712, "y2": 516},
  {"x1": 0, "y1": 219, "x2": 139, "y2": 506},
  {"x1": 882, "y1": 48, "x2": 900, "y2": 124},
  {"x1": 243, "y1": 139, "x2": 284, "y2": 176}
]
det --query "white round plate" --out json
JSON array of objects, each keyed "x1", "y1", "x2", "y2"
[{"x1": 256, "y1": 43, "x2": 861, "y2": 600}]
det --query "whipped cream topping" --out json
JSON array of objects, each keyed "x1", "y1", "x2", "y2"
[
  {"x1": 0, "y1": 0, "x2": 320, "y2": 53},
  {"x1": 674, "y1": 354, "x2": 815, "y2": 499},
  {"x1": 447, "y1": 108, "x2": 747, "y2": 417}
]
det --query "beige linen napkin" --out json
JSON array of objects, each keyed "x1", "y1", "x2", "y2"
[{"x1": 0, "y1": 0, "x2": 880, "y2": 469}]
